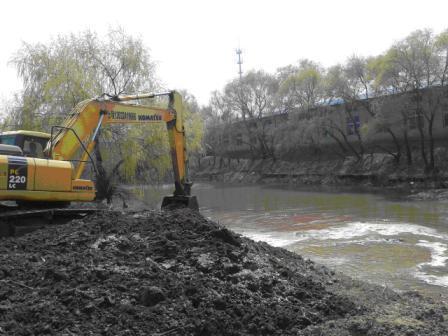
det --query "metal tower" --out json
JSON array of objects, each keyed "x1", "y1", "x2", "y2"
[{"x1": 236, "y1": 48, "x2": 243, "y2": 80}]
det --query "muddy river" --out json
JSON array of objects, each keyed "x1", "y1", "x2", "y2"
[{"x1": 138, "y1": 183, "x2": 448, "y2": 298}]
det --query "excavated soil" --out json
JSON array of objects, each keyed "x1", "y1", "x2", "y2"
[{"x1": 0, "y1": 209, "x2": 447, "y2": 335}]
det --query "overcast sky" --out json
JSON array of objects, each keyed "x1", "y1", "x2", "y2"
[{"x1": 1, "y1": 0, "x2": 447, "y2": 106}]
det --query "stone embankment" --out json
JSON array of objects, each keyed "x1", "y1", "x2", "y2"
[{"x1": 195, "y1": 153, "x2": 448, "y2": 189}]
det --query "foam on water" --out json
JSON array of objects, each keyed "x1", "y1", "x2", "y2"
[
  {"x1": 239, "y1": 219, "x2": 448, "y2": 288},
  {"x1": 413, "y1": 240, "x2": 448, "y2": 287},
  {"x1": 290, "y1": 221, "x2": 448, "y2": 287},
  {"x1": 244, "y1": 232, "x2": 298, "y2": 247},
  {"x1": 294, "y1": 221, "x2": 444, "y2": 241},
  {"x1": 415, "y1": 273, "x2": 448, "y2": 287},
  {"x1": 416, "y1": 240, "x2": 448, "y2": 268}
]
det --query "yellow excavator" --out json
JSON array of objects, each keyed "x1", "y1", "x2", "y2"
[{"x1": 0, "y1": 91, "x2": 198, "y2": 236}]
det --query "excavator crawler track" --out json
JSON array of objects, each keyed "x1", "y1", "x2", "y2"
[{"x1": 0, "y1": 207, "x2": 105, "y2": 238}]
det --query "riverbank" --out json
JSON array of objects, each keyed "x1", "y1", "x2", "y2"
[
  {"x1": 0, "y1": 209, "x2": 447, "y2": 335},
  {"x1": 194, "y1": 154, "x2": 448, "y2": 194}
]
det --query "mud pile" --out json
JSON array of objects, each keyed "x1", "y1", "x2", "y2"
[{"x1": 0, "y1": 209, "x2": 447, "y2": 335}]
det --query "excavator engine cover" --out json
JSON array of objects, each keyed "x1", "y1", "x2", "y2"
[
  {"x1": 0, "y1": 155, "x2": 95, "y2": 202},
  {"x1": 161, "y1": 195, "x2": 199, "y2": 211}
]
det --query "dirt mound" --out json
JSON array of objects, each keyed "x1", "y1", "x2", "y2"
[{"x1": 0, "y1": 209, "x2": 447, "y2": 335}]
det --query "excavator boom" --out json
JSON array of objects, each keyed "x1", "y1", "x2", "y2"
[{"x1": 49, "y1": 90, "x2": 197, "y2": 208}]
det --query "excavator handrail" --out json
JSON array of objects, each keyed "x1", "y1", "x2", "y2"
[{"x1": 49, "y1": 125, "x2": 99, "y2": 175}]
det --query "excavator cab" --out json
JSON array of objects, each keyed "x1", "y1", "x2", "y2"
[{"x1": 0, "y1": 131, "x2": 50, "y2": 159}]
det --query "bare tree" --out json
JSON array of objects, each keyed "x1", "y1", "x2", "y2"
[
  {"x1": 323, "y1": 64, "x2": 365, "y2": 159},
  {"x1": 388, "y1": 29, "x2": 442, "y2": 172},
  {"x1": 223, "y1": 70, "x2": 280, "y2": 159},
  {"x1": 278, "y1": 59, "x2": 325, "y2": 114}
]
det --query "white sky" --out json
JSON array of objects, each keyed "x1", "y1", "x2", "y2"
[{"x1": 1, "y1": 0, "x2": 447, "y2": 106}]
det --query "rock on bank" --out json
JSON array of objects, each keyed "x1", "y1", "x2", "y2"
[
  {"x1": 195, "y1": 155, "x2": 448, "y2": 188},
  {"x1": 0, "y1": 209, "x2": 447, "y2": 335}
]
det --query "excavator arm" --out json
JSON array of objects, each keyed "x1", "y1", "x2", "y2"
[{"x1": 46, "y1": 91, "x2": 197, "y2": 209}]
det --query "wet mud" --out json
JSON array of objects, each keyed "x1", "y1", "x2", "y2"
[{"x1": 0, "y1": 209, "x2": 447, "y2": 335}]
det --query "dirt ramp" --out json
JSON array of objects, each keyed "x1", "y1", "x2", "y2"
[{"x1": 0, "y1": 209, "x2": 446, "y2": 335}]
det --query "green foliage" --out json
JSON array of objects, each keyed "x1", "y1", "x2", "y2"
[
  {"x1": 8, "y1": 27, "x2": 157, "y2": 130},
  {"x1": 205, "y1": 27, "x2": 448, "y2": 168},
  {"x1": 223, "y1": 70, "x2": 279, "y2": 119},
  {"x1": 279, "y1": 59, "x2": 324, "y2": 112},
  {"x1": 179, "y1": 90, "x2": 205, "y2": 154},
  {"x1": 97, "y1": 91, "x2": 204, "y2": 184},
  {"x1": 5, "y1": 27, "x2": 204, "y2": 184},
  {"x1": 224, "y1": 71, "x2": 279, "y2": 158}
]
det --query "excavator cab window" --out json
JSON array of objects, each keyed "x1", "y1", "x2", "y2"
[
  {"x1": 0, "y1": 135, "x2": 16, "y2": 146},
  {"x1": 23, "y1": 138, "x2": 45, "y2": 158},
  {"x1": 0, "y1": 134, "x2": 48, "y2": 159}
]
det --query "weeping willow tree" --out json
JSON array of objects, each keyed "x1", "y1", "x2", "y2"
[
  {"x1": 7, "y1": 27, "x2": 158, "y2": 130},
  {"x1": 99, "y1": 91, "x2": 204, "y2": 185},
  {"x1": 4, "y1": 27, "x2": 204, "y2": 200}
]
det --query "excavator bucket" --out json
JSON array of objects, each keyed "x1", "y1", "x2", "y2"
[{"x1": 161, "y1": 195, "x2": 199, "y2": 211}]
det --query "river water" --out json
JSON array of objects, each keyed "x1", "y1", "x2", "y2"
[{"x1": 138, "y1": 183, "x2": 448, "y2": 298}]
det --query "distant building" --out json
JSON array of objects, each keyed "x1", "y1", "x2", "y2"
[{"x1": 205, "y1": 87, "x2": 448, "y2": 159}]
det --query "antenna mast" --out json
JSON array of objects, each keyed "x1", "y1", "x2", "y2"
[{"x1": 236, "y1": 48, "x2": 243, "y2": 80}]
